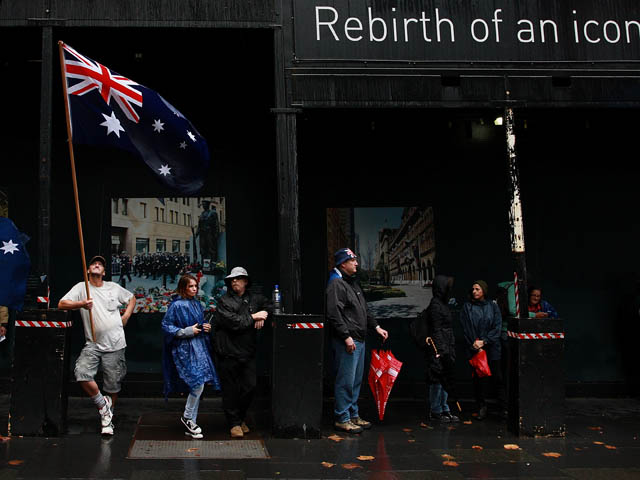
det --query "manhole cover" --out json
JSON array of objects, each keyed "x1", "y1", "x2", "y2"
[{"x1": 128, "y1": 440, "x2": 269, "y2": 459}]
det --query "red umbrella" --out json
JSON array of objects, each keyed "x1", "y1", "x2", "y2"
[{"x1": 369, "y1": 348, "x2": 403, "y2": 420}]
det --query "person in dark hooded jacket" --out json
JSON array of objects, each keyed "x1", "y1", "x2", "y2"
[
  {"x1": 212, "y1": 266, "x2": 272, "y2": 438},
  {"x1": 459, "y1": 280, "x2": 505, "y2": 420},
  {"x1": 420, "y1": 275, "x2": 459, "y2": 423}
]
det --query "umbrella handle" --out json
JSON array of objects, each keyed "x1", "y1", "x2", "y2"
[{"x1": 426, "y1": 337, "x2": 439, "y2": 356}]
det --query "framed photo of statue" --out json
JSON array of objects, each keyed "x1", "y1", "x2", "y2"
[{"x1": 110, "y1": 196, "x2": 227, "y2": 313}]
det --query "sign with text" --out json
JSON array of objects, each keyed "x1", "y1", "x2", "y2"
[{"x1": 293, "y1": 0, "x2": 640, "y2": 63}]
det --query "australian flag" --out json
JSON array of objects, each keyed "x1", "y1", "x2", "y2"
[
  {"x1": 0, "y1": 218, "x2": 31, "y2": 311},
  {"x1": 61, "y1": 42, "x2": 210, "y2": 195}
]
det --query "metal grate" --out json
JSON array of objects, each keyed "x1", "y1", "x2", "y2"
[{"x1": 128, "y1": 439, "x2": 269, "y2": 459}]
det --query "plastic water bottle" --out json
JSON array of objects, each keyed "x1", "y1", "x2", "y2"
[{"x1": 273, "y1": 284, "x2": 282, "y2": 314}]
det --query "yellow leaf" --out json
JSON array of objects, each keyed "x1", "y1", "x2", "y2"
[
  {"x1": 408, "y1": 439, "x2": 416, "y2": 443},
  {"x1": 341, "y1": 463, "x2": 362, "y2": 470},
  {"x1": 442, "y1": 460, "x2": 459, "y2": 467},
  {"x1": 463, "y1": 420, "x2": 473, "y2": 425},
  {"x1": 542, "y1": 452, "x2": 562, "y2": 458},
  {"x1": 357, "y1": 455, "x2": 375, "y2": 461},
  {"x1": 441, "y1": 454, "x2": 455, "y2": 460},
  {"x1": 321, "y1": 462, "x2": 335, "y2": 468},
  {"x1": 472, "y1": 445, "x2": 483, "y2": 450},
  {"x1": 593, "y1": 441, "x2": 605, "y2": 445},
  {"x1": 604, "y1": 445, "x2": 617, "y2": 450},
  {"x1": 327, "y1": 434, "x2": 344, "y2": 442},
  {"x1": 186, "y1": 448, "x2": 199, "y2": 452},
  {"x1": 402, "y1": 428, "x2": 413, "y2": 432},
  {"x1": 588, "y1": 426, "x2": 603, "y2": 431},
  {"x1": 419, "y1": 422, "x2": 433, "y2": 429},
  {"x1": 8, "y1": 460, "x2": 23, "y2": 466},
  {"x1": 503, "y1": 444, "x2": 521, "y2": 450}
]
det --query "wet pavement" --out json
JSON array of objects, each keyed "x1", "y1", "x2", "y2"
[{"x1": 0, "y1": 394, "x2": 639, "y2": 479}]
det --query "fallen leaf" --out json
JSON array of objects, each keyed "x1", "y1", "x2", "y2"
[
  {"x1": 408, "y1": 439, "x2": 416, "y2": 443},
  {"x1": 0, "y1": 436, "x2": 10, "y2": 443},
  {"x1": 341, "y1": 463, "x2": 362, "y2": 470},
  {"x1": 321, "y1": 462, "x2": 335, "y2": 468},
  {"x1": 463, "y1": 420, "x2": 473, "y2": 425},
  {"x1": 471, "y1": 413, "x2": 478, "y2": 417},
  {"x1": 472, "y1": 445, "x2": 483, "y2": 450},
  {"x1": 604, "y1": 445, "x2": 617, "y2": 450},
  {"x1": 593, "y1": 441, "x2": 605, "y2": 445},
  {"x1": 504, "y1": 444, "x2": 521, "y2": 450},
  {"x1": 441, "y1": 454, "x2": 455, "y2": 460},
  {"x1": 357, "y1": 455, "x2": 375, "y2": 461},
  {"x1": 574, "y1": 447, "x2": 585, "y2": 451},
  {"x1": 542, "y1": 452, "x2": 562, "y2": 458},
  {"x1": 8, "y1": 460, "x2": 23, "y2": 466},
  {"x1": 403, "y1": 428, "x2": 413, "y2": 432},
  {"x1": 419, "y1": 422, "x2": 433, "y2": 429},
  {"x1": 588, "y1": 426, "x2": 603, "y2": 431},
  {"x1": 186, "y1": 448, "x2": 199, "y2": 452},
  {"x1": 447, "y1": 426, "x2": 456, "y2": 430},
  {"x1": 327, "y1": 434, "x2": 344, "y2": 443},
  {"x1": 442, "y1": 461, "x2": 459, "y2": 467}
]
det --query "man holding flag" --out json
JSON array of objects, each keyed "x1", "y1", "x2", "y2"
[{"x1": 58, "y1": 255, "x2": 135, "y2": 436}]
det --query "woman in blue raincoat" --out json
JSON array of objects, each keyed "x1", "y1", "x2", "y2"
[{"x1": 162, "y1": 274, "x2": 220, "y2": 439}]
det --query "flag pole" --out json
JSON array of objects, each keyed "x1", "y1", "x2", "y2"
[{"x1": 58, "y1": 41, "x2": 96, "y2": 342}]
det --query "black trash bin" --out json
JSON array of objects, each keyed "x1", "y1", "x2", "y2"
[
  {"x1": 271, "y1": 314, "x2": 324, "y2": 438},
  {"x1": 10, "y1": 309, "x2": 72, "y2": 436},
  {"x1": 507, "y1": 316, "x2": 565, "y2": 436}
]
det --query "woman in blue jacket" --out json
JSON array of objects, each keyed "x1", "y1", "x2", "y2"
[
  {"x1": 459, "y1": 280, "x2": 505, "y2": 420},
  {"x1": 162, "y1": 274, "x2": 220, "y2": 438}
]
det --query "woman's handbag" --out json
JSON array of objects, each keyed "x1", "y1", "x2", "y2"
[{"x1": 468, "y1": 349, "x2": 492, "y2": 378}]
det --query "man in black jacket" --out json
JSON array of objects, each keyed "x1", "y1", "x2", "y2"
[
  {"x1": 213, "y1": 267, "x2": 271, "y2": 438},
  {"x1": 327, "y1": 248, "x2": 388, "y2": 433}
]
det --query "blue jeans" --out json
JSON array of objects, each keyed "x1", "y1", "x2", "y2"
[
  {"x1": 332, "y1": 338, "x2": 365, "y2": 423},
  {"x1": 429, "y1": 383, "x2": 450, "y2": 414},
  {"x1": 184, "y1": 384, "x2": 204, "y2": 423}
]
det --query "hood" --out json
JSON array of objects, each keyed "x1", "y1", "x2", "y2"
[{"x1": 432, "y1": 275, "x2": 454, "y2": 301}]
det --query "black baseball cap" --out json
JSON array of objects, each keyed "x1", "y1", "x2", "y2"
[{"x1": 88, "y1": 255, "x2": 106, "y2": 267}]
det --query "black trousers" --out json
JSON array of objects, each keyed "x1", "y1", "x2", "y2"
[
  {"x1": 473, "y1": 359, "x2": 506, "y2": 410},
  {"x1": 215, "y1": 354, "x2": 256, "y2": 428}
]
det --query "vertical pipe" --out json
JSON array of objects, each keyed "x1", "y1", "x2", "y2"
[
  {"x1": 505, "y1": 107, "x2": 528, "y2": 318},
  {"x1": 273, "y1": 21, "x2": 303, "y2": 313},
  {"x1": 38, "y1": 26, "x2": 53, "y2": 282}
]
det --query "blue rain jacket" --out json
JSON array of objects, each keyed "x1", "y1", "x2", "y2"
[{"x1": 162, "y1": 297, "x2": 220, "y2": 397}]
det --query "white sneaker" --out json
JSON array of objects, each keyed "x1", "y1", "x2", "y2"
[
  {"x1": 101, "y1": 422, "x2": 114, "y2": 436},
  {"x1": 185, "y1": 431, "x2": 203, "y2": 439},
  {"x1": 181, "y1": 417, "x2": 202, "y2": 435},
  {"x1": 98, "y1": 396, "x2": 113, "y2": 428}
]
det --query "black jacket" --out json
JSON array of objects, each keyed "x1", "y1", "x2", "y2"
[
  {"x1": 212, "y1": 290, "x2": 272, "y2": 360},
  {"x1": 326, "y1": 272, "x2": 378, "y2": 342},
  {"x1": 425, "y1": 275, "x2": 456, "y2": 361}
]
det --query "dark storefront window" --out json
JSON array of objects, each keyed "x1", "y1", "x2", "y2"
[
  {"x1": 172, "y1": 240, "x2": 180, "y2": 252},
  {"x1": 136, "y1": 238, "x2": 149, "y2": 254},
  {"x1": 156, "y1": 239, "x2": 166, "y2": 252}
]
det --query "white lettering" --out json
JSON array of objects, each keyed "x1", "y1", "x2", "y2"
[
  {"x1": 368, "y1": 7, "x2": 387, "y2": 42},
  {"x1": 404, "y1": 18, "x2": 418, "y2": 43},
  {"x1": 540, "y1": 20, "x2": 558, "y2": 43},
  {"x1": 435, "y1": 8, "x2": 455, "y2": 42},
  {"x1": 573, "y1": 10, "x2": 580, "y2": 43},
  {"x1": 471, "y1": 19, "x2": 490, "y2": 43},
  {"x1": 603, "y1": 20, "x2": 621, "y2": 43},
  {"x1": 626, "y1": 21, "x2": 640, "y2": 43},
  {"x1": 584, "y1": 20, "x2": 601, "y2": 43},
  {"x1": 316, "y1": 6, "x2": 339, "y2": 41},
  {"x1": 419, "y1": 11, "x2": 432, "y2": 42},
  {"x1": 492, "y1": 9, "x2": 503, "y2": 42},
  {"x1": 517, "y1": 19, "x2": 535, "y2": 43},
  {"x1": 392, "y1": 8, "x2": 398, "y2": 42},
  {"x1": 344, "y1": 17, "x2": 363, "y2": 41}
]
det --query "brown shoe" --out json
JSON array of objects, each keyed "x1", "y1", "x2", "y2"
[
  {"x1": 334, "y1": 421, "x2": 363, "y2": 434},
  {"x1": 351, "y1": 417, "x2": 372, "y2": 429},
  {"x1": 230, "y1": 425, "x2": 244, "y2": 438},
  {"x1": 240, "y1": 422, "x2": 250, "y2": 434}
]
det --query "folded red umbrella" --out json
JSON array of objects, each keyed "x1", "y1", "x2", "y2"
[
  {"x1": 469, "y1": 349, "x2": 492, "y2": 378},
  {"x1": 378, "y1": 350, "x2": 403, "y2": 420},
  {"x1": 368, "y1": 349, "x2": 388, "y2": 420}
]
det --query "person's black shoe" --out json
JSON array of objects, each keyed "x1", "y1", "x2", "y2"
[
  {"x1": 443, "y1": 412, "x2": 460, "y2": 423},
  {"x1": 430, "y1": 412, "x2": 451, "y2": 423},
  {"x1": 477, "y1": 405, "x2": 488, "y2": 421}
]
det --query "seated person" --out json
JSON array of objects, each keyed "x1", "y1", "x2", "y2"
[{"x1": 528, "y1": 286, "x2": 558, "y2": 318}]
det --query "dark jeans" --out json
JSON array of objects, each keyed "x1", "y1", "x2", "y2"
[
  {"x1": 215, "y1": 354, "x2": 256, "y2": 428},
  {"x1": 473, "y1": 359, "x2": 506, "y2": 410}
]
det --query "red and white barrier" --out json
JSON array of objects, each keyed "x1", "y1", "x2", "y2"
[
  {"x1": 16, "y1": 320, "x2": 72, "y2": 328},
  {"x1": 287, "y1": 323, "x2": 324, "y2": 329},
  {"x1": 507, "y1": 331, "x2": 564, "y2": 340}
]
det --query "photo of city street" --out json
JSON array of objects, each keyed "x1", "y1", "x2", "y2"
[
  {"x1": 327, "y1": 206, "x2": 436, "y2": 318},
  {"x1": 111, "y1": 197, "x2": 227, "y2": 313}
]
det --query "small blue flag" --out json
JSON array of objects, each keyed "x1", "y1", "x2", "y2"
[
  {"x1": 0, "y1": 217, "x2": 31, "y2": 311},
  {"x1": 61, "y1": 42, "x2": 210, "y2": 195}
]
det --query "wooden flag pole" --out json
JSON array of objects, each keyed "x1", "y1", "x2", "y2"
[{"x1": 58, "y1": 40, "x2": 96, "y2": 342}]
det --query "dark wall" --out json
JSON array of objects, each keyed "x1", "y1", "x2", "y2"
[{"x1": 297, "y1": 108, "x2": 640, "y2": 387}]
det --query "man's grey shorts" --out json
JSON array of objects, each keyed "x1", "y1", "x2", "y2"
[{"x1": 74, "y1": 344, "x2": 127, "y2": 393}]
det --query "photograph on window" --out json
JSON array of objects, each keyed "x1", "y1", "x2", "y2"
[
  {"x1": 111, "y1": 197, "x2": 227, "y2": 313},
  {"x1": 326, "y1": 206, "x2": 435, "y2": 318}
]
